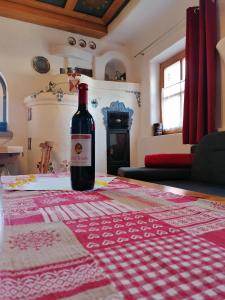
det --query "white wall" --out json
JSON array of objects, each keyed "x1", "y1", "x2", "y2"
[
  {"x1": 126, "y1": 0, "x2": 225, "y2": 166},
  {"x1": 0, "y1": 17, "x2": 132, "y2": 174},
  {"x1": 123, "y1": 0, "x2": 210, "y2": 165},
  {"x1": 133, "y1": 19, "x2": 192, "y2": 164}
]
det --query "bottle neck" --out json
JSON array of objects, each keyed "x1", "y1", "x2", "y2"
[
  {"x1": 78, "y1": 104, "x2": 87, "y2": 110},
  {"x1": 78, "y1": 89, "x2": 88, "y2": 110}
]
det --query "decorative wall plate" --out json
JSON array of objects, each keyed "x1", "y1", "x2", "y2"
[
  {"x1": 68, "y1": 36, "x2": 76, "y2": 46},
  {"x1": 79, "y1": 39, "x2": 86, "y2": 48},
  {"x1": 32, "y1": 56, "x2": 50, "y2": 74},
  {"x1": 89, "y1": 41, "x2": 96, "y2": 50}
]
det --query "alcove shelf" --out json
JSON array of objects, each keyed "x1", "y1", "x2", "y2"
[{"x1": 104, "y1": 58, "x2": 126, "y2": 82}]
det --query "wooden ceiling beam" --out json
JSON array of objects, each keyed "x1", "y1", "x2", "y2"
[
  {"x1": 7, "y1": 0, "x2": 104, "y2": 25},
  {"x1": 0, "y1": 0, "x2": 107, "y2": 38},
  {"x1": 102, "y1": 0, "x2": 127, "y2": 24}
]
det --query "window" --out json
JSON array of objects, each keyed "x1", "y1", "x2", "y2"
[
  {"x1": 0, "y1": 74, "x2": 7, "y2": 131},
  {"x1": 160, "y1": 51, "x2": 185, "y2": 134}
]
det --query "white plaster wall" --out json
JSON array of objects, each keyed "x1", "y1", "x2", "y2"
[
  {"x1": 126, "y1": 0, "x2": 225, "y2": 166},
  {"x1": 135, "y1": 21, "x2": 192, "y2": 165},
  {"x1": 124, "y1": 0, "x2": 201, "y2": 165},
  {"x1": 0, "y1": 17, "x2": 131, "y2": 174}
]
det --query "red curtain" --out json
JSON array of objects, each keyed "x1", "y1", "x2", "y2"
[{"x1": 183, "y1": 0, "x2": 217, "y2": 144}]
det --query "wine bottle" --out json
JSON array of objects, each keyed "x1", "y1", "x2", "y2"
[{"x1": 70, "y1": 83, "x2": 95, "y2": 190}]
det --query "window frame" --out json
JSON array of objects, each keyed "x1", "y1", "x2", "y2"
[
  {"x1": 0, "y1": 74, "x2": 7, "y2": 132},
  {"x1": 159, "y1": 50, "x2": 185, "y2": 134}
]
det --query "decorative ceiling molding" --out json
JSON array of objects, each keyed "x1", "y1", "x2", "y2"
[{"x1": 0, "y1": 0, "x2": 129, "y2": 38}]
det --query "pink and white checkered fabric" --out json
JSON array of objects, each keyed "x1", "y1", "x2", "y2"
[
  {"x1": 3, "y1": 174, "x2": 225, "y2": 299},
  {"x1": 94, "y1": 233, "x2": 225, "y2": 300}
]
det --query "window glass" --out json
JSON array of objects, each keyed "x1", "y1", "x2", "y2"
[
  {"x1": 162, "y1": 81, "x2": 184, "y2": 130},
  {"x1": 182, "y1": 58, "x2": 186, "y2": 80},
  {"x1": 160, "y1": 51, "x2": 185, "y2": 134},
  {"x1": 164, "y1": 61, "x2": 180, "y2": 87}
]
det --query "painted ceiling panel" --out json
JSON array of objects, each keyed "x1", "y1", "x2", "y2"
[
  {"x1": 38, "y1": 0, "x2": 67, "y2": 8},
  {"x1": 74, "y1": 0, "x2": 114, "y2": 18}
]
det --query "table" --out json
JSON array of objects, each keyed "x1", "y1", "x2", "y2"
[{"x1": 1, "y1": 174, "x2": 225, "y2": 299}]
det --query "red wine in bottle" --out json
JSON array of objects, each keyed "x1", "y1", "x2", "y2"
[{"x1": 70, "y1": 83, "x2": 95, "y2": 190}]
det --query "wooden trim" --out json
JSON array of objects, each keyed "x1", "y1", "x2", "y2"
[
  {"x1": 0, "y1": 1, "x2": 107, "y2": 38},
  {"x1": 6, "y1": 0, "x2": 104, "y2": 25},
  {"x1": 159, "y1": 63, "x2": 164, "y2": 123},
  {"x1": 65, "y1": 0, "x2": 78, "y2": 10},
  {"x1": 102, "y1": 0, "x2": 126, "y2": 24},
  {"x1": 162, "y1": 127, "x2": 182, "y2": 134},
  {"x1": 160, "y1": 50, "x2": 185, "y2": 71}
]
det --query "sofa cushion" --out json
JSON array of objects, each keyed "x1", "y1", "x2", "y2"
[
  {"x1": 191, "y1": 131, "x2": 225, "y2": 184},
  {"x1": 145, "y1": 153, "x2": 193, "y2": 168}
]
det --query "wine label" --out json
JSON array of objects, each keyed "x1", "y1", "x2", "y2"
[{"x1": 71, "y1": 134, "x2": 92, "y2": 166}]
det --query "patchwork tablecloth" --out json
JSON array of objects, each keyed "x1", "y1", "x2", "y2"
[{"x1": 1, "y1": 175, "x2": 225, "y2": 299}]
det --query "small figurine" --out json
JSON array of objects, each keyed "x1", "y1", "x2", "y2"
[{"x1": 46, "y1": 81, "x2": 56, "y2": 92}]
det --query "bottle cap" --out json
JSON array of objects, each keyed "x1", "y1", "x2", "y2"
[{"x1": 78, "y1": 83, "x2": 88, "y2": 91}]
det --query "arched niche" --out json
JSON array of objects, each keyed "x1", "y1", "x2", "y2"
[
  {"x1": 105, "y1": 59, "x2": 126, "y2": 81},
  {"x1": 94, "y1": 51, "x2": 131, "y2": 81}
]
